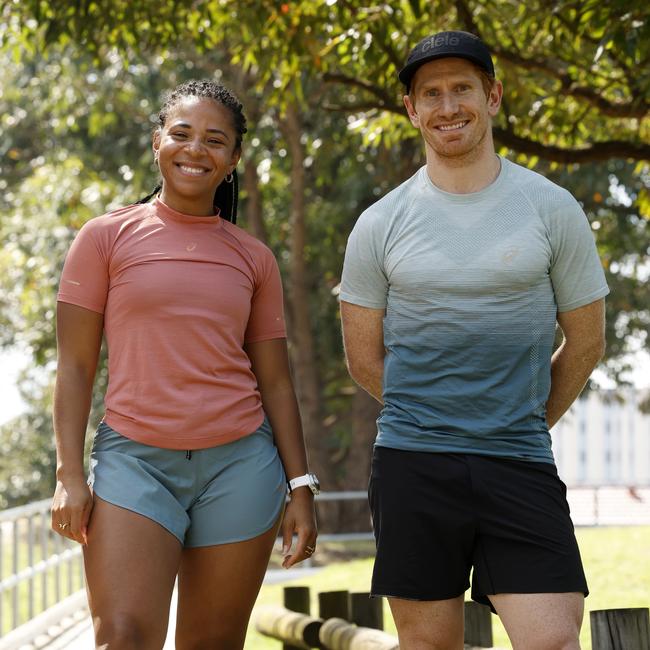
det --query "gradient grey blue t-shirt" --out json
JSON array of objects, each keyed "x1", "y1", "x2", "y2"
[{"x1": 340, "y1": 157, "x2": 609, "y2": 463}]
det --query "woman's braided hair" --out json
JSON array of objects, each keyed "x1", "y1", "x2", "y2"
[{"x1": 137, "y1": 80, "x2": 247, "y2": 223}]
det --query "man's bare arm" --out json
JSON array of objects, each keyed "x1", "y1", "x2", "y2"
[
  {"x1": 546, "y1": 298, "x2": 606, "y2": 428},
  {"x1": 340, "y1": 301, "x2": 386, "y2": 403}
]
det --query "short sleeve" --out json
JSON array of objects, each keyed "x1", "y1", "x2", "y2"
[
  {"x1": 339, "y1": 209, "x2": 388, "y2": 309},
  {"x1": 244, "y1": 249, "x2": 286, "y2": 343},
  {"x1": 548, "y1": 194, "x2": 609, "y2": 312},
  {"x1": 57, "y1": 219, "x2": 111, "y2": 314}
]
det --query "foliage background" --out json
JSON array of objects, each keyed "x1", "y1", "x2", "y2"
[{"x1": 1, "y1": 0, "x2": 648, "y2": 518}]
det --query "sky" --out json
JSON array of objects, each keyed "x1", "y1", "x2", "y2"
[{"x1": 1, "y1": 346, "x2": 648, "y2": 426}]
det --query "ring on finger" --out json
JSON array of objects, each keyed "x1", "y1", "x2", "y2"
[
  {"x1": 305, "y1": 545, "x2": 315, "y2": 555},
  {"x1": 58, "y1": 522, "x2": 70, "y2": 531}
]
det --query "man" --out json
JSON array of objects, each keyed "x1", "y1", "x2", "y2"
[{"x1": 339, "y1": 31, "x2": 608, "y2": 650}]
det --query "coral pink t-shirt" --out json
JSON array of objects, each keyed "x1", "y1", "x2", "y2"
[{"x1": 57, "y1": 198, "x2": 286, "y2": 449}]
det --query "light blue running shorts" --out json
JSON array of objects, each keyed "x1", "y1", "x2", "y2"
[{"x1": 87, "y1": 417, "x2": 286, "y2": 547}]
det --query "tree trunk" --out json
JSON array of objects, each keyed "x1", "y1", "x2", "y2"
[
  {"x1": 242, "y1": 156, "x2": 267, "y2": 243},
  {"x1": 339, "y1": 388, "x2": 381, "y2": 532},
  {"x1": 227, "y1": 66, "x2": 268, "y2": 243},
  {"x1": 279, "y1": 102, "x2": 331, "y2": 490}
]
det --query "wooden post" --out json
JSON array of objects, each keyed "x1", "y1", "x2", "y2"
[
  {"x1": 319, "y1": 590, "x2": 351, "y2": 621},
  {"x1": 283, "y1": 587, "x2": 312, "y2": 650},
  {"x1": 255, "y1": 605, "x2": 322, "y2": 649},
  {"x1": 284, "y1": 586, "x2": 311, "y2": 614},
  {"x1": 464, "y1": 601, "x2": 493, "y2": 647},
  {"x1": 319, "y1": 617, "x2": 399, "y2": 650},
  {"x1": 590, "y1": 607, "x2": 650, "y2": 650},
  {"x1": 350, "y1": 592, "x2": 384, "y2": 630}
]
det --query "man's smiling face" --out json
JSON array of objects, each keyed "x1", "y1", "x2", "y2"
[{"x1": 404, "y1": 57, "x2": 502, "y2": 164}]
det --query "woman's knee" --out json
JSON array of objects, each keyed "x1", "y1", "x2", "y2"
[
  {"x1": 93, "y1": 611, "x2": 166, "y2": 650},
  {"x1": 176, "y1": 628, "x2": 247, "y2": 650}
]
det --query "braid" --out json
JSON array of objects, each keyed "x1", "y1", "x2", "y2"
[
  {"x1": 135, "y1": 183, "x2": 162, "y2": 205},
  {"x1": 151, "y1": 79, "x2": 247, "y2": 221},
  {"x1": 212, "y1": 170, "x2": 239, "y2": 224}
]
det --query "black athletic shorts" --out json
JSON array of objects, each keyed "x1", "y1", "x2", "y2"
[{"x1": 368, "y1": 447, "x2": 588, "y2": 610}]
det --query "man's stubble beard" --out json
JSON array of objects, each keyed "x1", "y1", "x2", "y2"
[{"x1": 426, "y1": 125, "x2": 490, "y2": 167}]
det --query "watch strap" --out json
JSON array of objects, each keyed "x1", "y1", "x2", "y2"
[{"x1": 288, "y1": 474, "x2": 312, "y2": 491}]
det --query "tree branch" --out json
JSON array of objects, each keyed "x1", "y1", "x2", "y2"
[
  {"x1": 320, "y1": 73, "x2": 649, "y2": 162},
  {"x1": 456, "y1": 0, "x2": 647, "y2": 118},
  {"x1": 455, "y1": 0, "x2": 480, "y2": 34},
  {"x1": 368, "y1": 27, "x2": 403, "y2": 72},
  {"x1": 321, "y1": 91, "x2": 650, "y2": 162},
  {"x1": 322, "y1": 102, "x2": 388, "y2": 113},
  {"x1": 493, "y1": 127, "x2": 650, "y2": 163},
  {"x1": 491, "y1": 48, "x2": 648, "y2": 119},
  {"x1": 549, "y1": 6, "x2": 641, "y2": 92},
  {"x1": 336, "y1": 0, "x2": 403, "y2": 70},
  {"x1": 322, "y1": 71, "x2": 399, "y2": 108}
]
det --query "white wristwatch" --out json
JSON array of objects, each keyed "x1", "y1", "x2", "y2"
[{"x1": 287, "y1": 472, "x2": 320, "y2": 495}]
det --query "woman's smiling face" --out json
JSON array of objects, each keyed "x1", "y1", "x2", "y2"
[{"x1": 153, "y1": 96, "x2": 241, "y2": 216}]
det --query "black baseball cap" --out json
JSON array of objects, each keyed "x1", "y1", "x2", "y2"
[{"x1": 399, "y1": 31, "x2": 495, "y2": 91}]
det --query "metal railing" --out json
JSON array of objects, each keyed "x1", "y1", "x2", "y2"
[
  {"x1": 0, "y1": 498, "x2": 84, "y2": 642},
  {"x1": 313, "y1": 491, "x2": 373, "y2": 542},
  {"x1": 0, "y1": 492, "x2": 374, "y2": 642},
  {"x1": 314, "y1": 485, "x2": 650, "y2": 532}
]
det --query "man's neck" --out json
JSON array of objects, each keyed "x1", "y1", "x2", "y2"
[{"x1": 425, "y1": 149, "x2": 501, "y2": 195}]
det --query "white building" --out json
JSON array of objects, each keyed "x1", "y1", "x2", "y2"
[{"x1": 552, "y1": 389, "x2": 650, "y2": 486}]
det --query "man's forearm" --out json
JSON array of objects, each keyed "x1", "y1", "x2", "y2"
[
  {"x1": 546, "y1": 340, "x2": 604, "y2": 428},
  {"x1": 340, "y1": 302, "x2": 386, "y2": 404},
  {"x1": 347, "y1": 359, "x2": 384, "y2": 404}
]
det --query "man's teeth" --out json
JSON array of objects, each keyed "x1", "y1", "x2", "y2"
[
  {"x1": 179, "y1": 165, "x2": 207, "y2": 175},
  {"x1": 438, "y1": 121, "x2": 467, "y2": 131}
]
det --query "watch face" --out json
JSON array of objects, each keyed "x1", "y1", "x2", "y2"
[{"x1": 309, "y1": 473, "x2": 321, "y2": 494}]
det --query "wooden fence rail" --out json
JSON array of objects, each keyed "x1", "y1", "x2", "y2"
[
  {"x1": 590, "y1": 607, "x2": 650, "y2": 650},
  {"x1": 256, "y1": 587, "x2": 497, "y2": 649},
  {"x1": 257, "y1": 587, "x2": 650, "y2": 650},
  {"x1": 256, "y1": 605, "x2": 322, "y2": 649},
  {"x1": 318, "y1": 617, "x2": 398, "y2": 650}
]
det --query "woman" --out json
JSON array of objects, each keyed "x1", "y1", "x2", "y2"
[{"x1": 51, "y1": 79, "x2": 318, "y2": 649}]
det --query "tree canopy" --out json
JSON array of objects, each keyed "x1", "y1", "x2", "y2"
[
  {"x1": 0, "y1": 0, "x2": 648, "y2": 511},
  {"x1": 5, "y1": 0, "x2": 649, "y2": 162}
]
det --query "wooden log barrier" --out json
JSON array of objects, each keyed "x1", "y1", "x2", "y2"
[
  {"x1": 319, "y1": 617, "x2": 400, "y2": 650},
  {"x1": 285, "y1": 586, "x2": 312, "y2": 615},
  {"x1": 284, "y1": 587, "x2": 313, "y2": 650},
  {"x1": 464, "y1": 601, "x2": 493, "y2": 647},
  {"x1": 590, "y1": 607, "x2": 650, "y2": 650},
  {"x1": 350, "y1": 593, "x2": 384, "y2": 630},
  {"x1": 319, "y1": 590, "x2": 351, "y2": 621},
  {"x1": 255, "y1": 605, "x2": 323, "y2": 649}
]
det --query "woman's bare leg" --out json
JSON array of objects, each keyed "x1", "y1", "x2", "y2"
[
  {"x1": 83, "y1": 496, "x2": 182, "y2": 650},
  {"x1": 175, "y1": 516, "x2": 281, "y2": 650}
]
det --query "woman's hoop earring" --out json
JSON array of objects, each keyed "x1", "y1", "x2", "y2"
[{"x1": 225, "y1": 172, "x2": 234, "y2": 184}]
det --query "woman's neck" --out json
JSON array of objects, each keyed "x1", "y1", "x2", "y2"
[{"x1": 158, "y1": 188, "x2": 217, "y2": 217}]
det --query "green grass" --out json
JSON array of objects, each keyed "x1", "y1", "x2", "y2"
[{"x1": 246, "y1": 527, "x2": 650, "y2": 650}]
